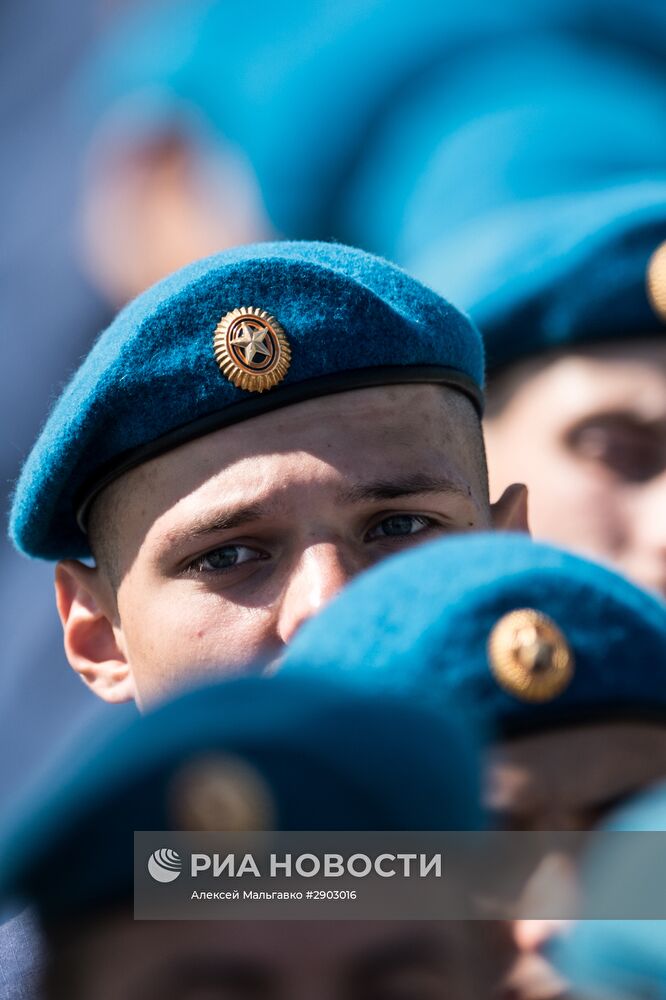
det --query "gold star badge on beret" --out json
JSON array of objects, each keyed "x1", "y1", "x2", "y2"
[
  {"x1": 488, "y1": 609, "x2": 574, "y2": 703},
  {"x1": 169, "y1": 754, "x2": 275, "y2": 832},
  {"x1": 646, "y1": 241, "x2": 666, "y2": 323},
  {"x1": 213, "y1": 307, "x2": 291, "y2": 392}
]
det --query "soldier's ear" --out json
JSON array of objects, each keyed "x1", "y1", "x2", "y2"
[
  {"x1": 55, "y1": 560, "x2": 136, "y2": 704},
  {"x1": 490, "y1": 483, "x2": 530, "y2": 533}
]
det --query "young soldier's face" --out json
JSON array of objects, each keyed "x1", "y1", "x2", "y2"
[
  {"x1": 484, "y1": 338, "x2": 666, "y2": 598},
  {"x1": 485, "y1": 721, "x2": 666, "y2": 1000},
  {"x1": 56, "y1": 384, "x2": 527, "y2": 707}
]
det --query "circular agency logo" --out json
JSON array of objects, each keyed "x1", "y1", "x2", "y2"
[{"x1": 147, "y1": 848, "x2": 183, "y2": 883}]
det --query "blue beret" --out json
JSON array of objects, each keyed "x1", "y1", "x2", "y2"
[
  {"x1": 279, "y1": 533, "x2": 666, "y2": 737},
  {"x1": 341, "y1": 37, "x2": 666, "y2": 370},
  {"x1": 555, "y1": 784, "x2": 666, "y2": 996},
  {"x1": 9, "y1": 240, "x2": 483, "y2": 560},
  {"x1": 412, "y1": 182, "x2": 666, "y2": 372},
  {"x1": 0, "y1": 672, "x2": 482, "y2": 917}
]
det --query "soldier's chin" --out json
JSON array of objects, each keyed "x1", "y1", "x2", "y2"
[{"x1": 500, "y1": 953, "x2": 571, "y2": 1000}]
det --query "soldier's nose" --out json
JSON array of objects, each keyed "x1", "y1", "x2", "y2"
[{"x1": 277, "y1": 544, "x2": 353, "y2": 646}]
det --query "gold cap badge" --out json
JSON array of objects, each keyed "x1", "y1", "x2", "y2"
[
  {"x1": 213, "y1": 306, "x2": 291, "y2": 392},
  {"x1": 488, "y1": 609, "x2": 574, "y2": 703},
  {"x1": 169, "y1": 754, "x2": 275, "y2": 832},
  {"x1": 646, "y1": 241, "x2": 666, "y2": 322}
]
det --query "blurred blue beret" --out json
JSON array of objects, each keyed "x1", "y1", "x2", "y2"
[
  {"x1": 79, "y1": 0, "x2": 470, "y2": 237},
  {"x1": 555, "y1": 783, "x2": 666, "y2": 997},
  {"x1": 280, "y1": 533, "x2": 666, "y2": 737},
  {"x1": 345, "y1": 37, "x2": 666, "y2": 254},
  {"x1": 9, "y1": 240, "x2": 483, "y2": 560},
  {"x1": 76, "y1": 0, "x2": 554, "y2": 238},
  {"x1": 0, "y1": 672, "x2": 482, "y2": 917},
  {"x1": 342, "y1": 36, "x2": 666, "y2": 370},
  {"x1": 412, "y1": 182, "x2": 666, "y2": 372},
  {"x1": 79, "y1": 0, "x2": 666, "y2": 239}
]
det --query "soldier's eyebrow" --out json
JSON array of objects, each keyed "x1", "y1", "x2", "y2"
[
  {"x1": 164, "y1": 474, "x2": 471, "y2": 548},
  {"x1": 339, "y1": 473, "x2": 470, "y2": 505},
  {"x1": 186, "y1": 501, "x2": 273, "y2": 537}
]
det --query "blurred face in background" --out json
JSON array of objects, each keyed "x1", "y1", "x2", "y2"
[
  {"x1": 45, "y1": 917, "x2": 501, "y2": 1000},
  {"x1": 484, "y1": 338, "x2": 666, "y2": 597},
  {"x1": 79, "y1": 126, "x2": 274, "y2": 305},
  {"x1": 485, "y1": 720, "x2": 666, "y2": 1000},
  {"x1": 487, "y1": 722, "x2": 666, "y2": 833}
]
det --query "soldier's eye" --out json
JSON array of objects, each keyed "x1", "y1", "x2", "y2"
[
  {"x1": 566, "y1": 415, "x2": 665, "y2": 482},
  {"x1": 189, "y1": 544, "x2": 267, "y2": 573},
  {"x1": 366, "y1": 514, "x2": 434, "y2": 540}
]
